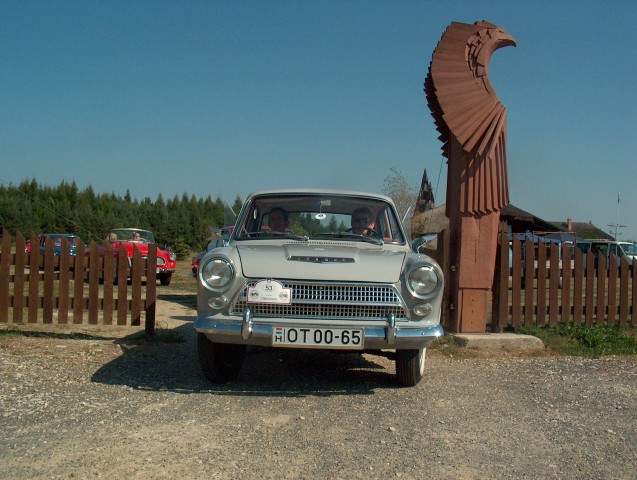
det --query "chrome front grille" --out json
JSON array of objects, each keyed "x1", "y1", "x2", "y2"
[{"x1": 230, "y1": 281, "x2": 408, "y2": 320}]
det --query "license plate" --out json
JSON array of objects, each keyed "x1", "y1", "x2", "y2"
[{"x1": 273, "y1": 327, "x2": 363, "y2": 349}]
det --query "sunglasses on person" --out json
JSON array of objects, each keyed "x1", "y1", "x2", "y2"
[{"x1": 353, "y1": 217, "x2": 370, "y2": 223}]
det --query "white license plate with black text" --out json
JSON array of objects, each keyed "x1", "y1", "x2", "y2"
[{"x1": 273, "y1": 327, "x2": 363, "y2": 349}]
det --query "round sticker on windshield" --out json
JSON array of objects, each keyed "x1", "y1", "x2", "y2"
[{"x1": 315, "y1": 213, "x2": 327, "y2": 220}]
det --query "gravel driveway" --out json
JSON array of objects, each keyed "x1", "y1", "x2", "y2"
[{"x1": 1, "y1": 299, "x2": 636, "y2": 480}]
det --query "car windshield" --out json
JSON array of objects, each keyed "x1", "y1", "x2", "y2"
[
  {"x1": 620, "y1": 243, "x2": 637, "y2": 255},
  {"x1": 109, "y1": 229, "x2": 155, "y2": 243},
  {"x1": 234, "y1": 193, "x2": 405, "y2": 245},
  {"x1": 45, "y1": 235, "x2": 83, "y2": 246}
]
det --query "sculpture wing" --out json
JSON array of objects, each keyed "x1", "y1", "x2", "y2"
[{"x1": 425, "y1": 21, "x2": 516, "y2": 214}]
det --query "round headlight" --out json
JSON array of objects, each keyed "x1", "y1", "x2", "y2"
[
  {"x1": 408, "y1": 265, "x2": 440, "y2": 297},
  {"x1": 200, "y1": 258, "x2": 234, "y2": 290}
]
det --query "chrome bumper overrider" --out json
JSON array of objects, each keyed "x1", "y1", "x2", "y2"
[{"x1": 194, "y1": 310, "x2": 444, "y2": 349}]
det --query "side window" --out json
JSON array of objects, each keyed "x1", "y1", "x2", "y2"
[
  {"x1": 375, "y1": 206, "x2": 404, "y2": 243},
  {"x1": 595, "y1": 243, "x2": 609, "y2": 257}
]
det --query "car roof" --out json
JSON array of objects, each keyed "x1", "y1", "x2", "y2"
[
  {"x1": 245, "y1": 189, "x2": 396, "y2": 205},
  {"x1": 110, "y1": 228, "x2": 152, "y2": 232}
]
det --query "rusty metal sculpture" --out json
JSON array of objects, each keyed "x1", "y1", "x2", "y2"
[{"x1": 425, "y1": 21, "x2": 516, "y2": 332}]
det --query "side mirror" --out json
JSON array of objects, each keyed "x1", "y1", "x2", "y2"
[{"x1": 412, "y1": 233, "x2": 438, "y2": 253}]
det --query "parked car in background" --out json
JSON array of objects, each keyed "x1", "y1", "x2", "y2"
[
  {"x1": 194, "y1": 189, "x2": 444, "y2": 387},
  {"x1": 191, "y1": 226, "x2": 235, "y2": 277},
  {"x1": 38, "y1": 233, "x2": 86, "y2": 256},
  {"x1": 24, "y1": 238, "x2": 35, "y2": 254},
  {"x1": 577, "y1": 240, "x2": 636, "y2": 266},
  {"x1": 103, "y1": 228, "x2": 177, "y2": 285}
]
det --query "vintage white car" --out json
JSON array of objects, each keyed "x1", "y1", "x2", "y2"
[{"x1": 194, "y1": 189, "x2": 444, "y2": 386}]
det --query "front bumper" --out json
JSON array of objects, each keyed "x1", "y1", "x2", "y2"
[{"x1": 194, "y1": 311, "x2": 444, "y2": 350}]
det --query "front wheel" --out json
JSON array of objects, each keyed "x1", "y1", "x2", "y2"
[
  {"x1": 197, "y1": 333, "x2": 246, "y2": 384},
  {"x1": 395, "y1": 348, "x2": 426, "y2": 387},
  {"x1": 159, "y1": 273, "x2": 172, "y2": 286}
]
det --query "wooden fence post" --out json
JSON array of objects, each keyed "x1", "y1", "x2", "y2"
[
  {"x1": 0, "y1": 230, "x2": 11, "y2": 322},
  {"x1": 561, "y1": 244, "x2": 573, "y2": 324},
  {"x1": 510, "y1": 235, "x2": 523, "y2": 328},
  {"x1": 145, "y1": 244, "x2": 157, "y2": 335},
  {"x1": 57, "y1": 237, "x2": 70, "y2": 324},
  {"x1": 491, "y1": 224, "x2": 509, "y2": 332},
  {"x1": 12, "y1": 231, "x2": 27, "y2": 323},
  {"x1": 116, "y1": 244, "x2": 128, "y2": 325},
  {"x1": 131, "y1": 246, "x2": 142, "y2": 326},
  {"x1": 73, "y1": 241, "x2": 86, "y2": 324}
]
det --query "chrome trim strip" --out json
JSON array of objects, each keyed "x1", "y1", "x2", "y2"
[
  {"x1": 288, "y1": 256, "x2": 355, "y2": 264},
  {"x1": 195, "y1": 316, "x2": 444, "y2": 349}
]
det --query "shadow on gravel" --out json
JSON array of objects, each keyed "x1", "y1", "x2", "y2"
[
  {"x1": 2, "y1": 330, "x2": 127, "y2": 341},
  {"x1": 157, "y1": 293, "x2": 197, "y2": 309},
  {"x1": 91, "y1": 324, "x2": 401, "y2": 396}
]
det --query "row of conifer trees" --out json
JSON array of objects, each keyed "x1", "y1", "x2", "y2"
[{"x1": 0, "y1": 179, "x2": 243, "y2": 259}]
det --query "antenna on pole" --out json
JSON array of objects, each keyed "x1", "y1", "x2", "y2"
[{"x1": 607, "y1": 192, "x2": 627, "y2": 241}]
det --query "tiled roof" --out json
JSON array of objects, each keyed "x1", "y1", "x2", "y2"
[{"x1": 547, "y1": 221, "x2": 613, "y2": 240}]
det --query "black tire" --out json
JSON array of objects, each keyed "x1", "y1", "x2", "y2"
[
  {"x1": 197, "y1": 333, "x2": 246, "y2": 384},
  {"x1": 395, "y1": 348, "x2": 426, "y2": 387},
  {"x1": 159, "y1": 273, "x2": 172, "y2": 286}
]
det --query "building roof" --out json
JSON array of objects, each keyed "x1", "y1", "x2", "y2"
[
  {"x1": 411, "y1": 204, "x2": 448, "y2": 238},
  {"x1": 411, "y1": 203, "x2": 613, "y2": 242},
  {"x1": 547, "y1": 220, "x2": 613, "y2": 240},
  {"x1": 500, "y1": 204, "x2": 560, "y2": 233}
]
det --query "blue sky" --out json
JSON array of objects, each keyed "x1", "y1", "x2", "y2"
[{"x1": 1, "y1": 1, "x2": 636, "y2": 240}]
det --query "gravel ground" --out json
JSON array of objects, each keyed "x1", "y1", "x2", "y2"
[{"x1": 1, "y1": 304, "x2": 636, "y2": 480}]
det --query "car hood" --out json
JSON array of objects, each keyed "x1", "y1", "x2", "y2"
[{"x1": 237, "y1": 243, "x2": 406, "y2": 282}]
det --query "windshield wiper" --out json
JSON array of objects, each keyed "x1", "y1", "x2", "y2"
[
  {"x1": 271, "y1": 231, "x2": 309, "y2": 241},
  {"x1": 314, "y1": 231, "x2": 384, "y2": 245},
  {"x1": 241, "y1": 231, "x2": 308, "y2": 242}
]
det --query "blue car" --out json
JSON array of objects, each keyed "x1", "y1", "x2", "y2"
[{"x1": 39, "y1": 234, "x2": 86, "y2": 256}]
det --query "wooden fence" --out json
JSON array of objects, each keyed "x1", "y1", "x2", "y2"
[
  {"x1": 492, "y1": 228, "x2": 635, "y2": 330},
  {"x1": 0, "y1": 230, "x2": 156, "y2": 333},
  {"x1": 424, "y1": 226, "x2": 635, "y2": 331}
]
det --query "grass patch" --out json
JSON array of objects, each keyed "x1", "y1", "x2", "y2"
[
  {"x1": 515, "y1": 323, "x2": 637, "y2": 357},
  {"x1": 429, "y1": 335, "x2": 476, "y2": 358},
  {"x1": 0, "y1": 327, "x2": 24, "y2": 339}
]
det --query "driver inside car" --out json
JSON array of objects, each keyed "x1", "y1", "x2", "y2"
[
  {"x1": 351, "y1": 207, "x2": 377, "y2": 236},
  {"x1": 268, "y1": 207, "x2": 289, "y2": 233}
]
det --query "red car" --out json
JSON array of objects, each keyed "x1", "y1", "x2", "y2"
[{"x1": 104, "y1": 228, "x2": 177, "y2": 285}]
